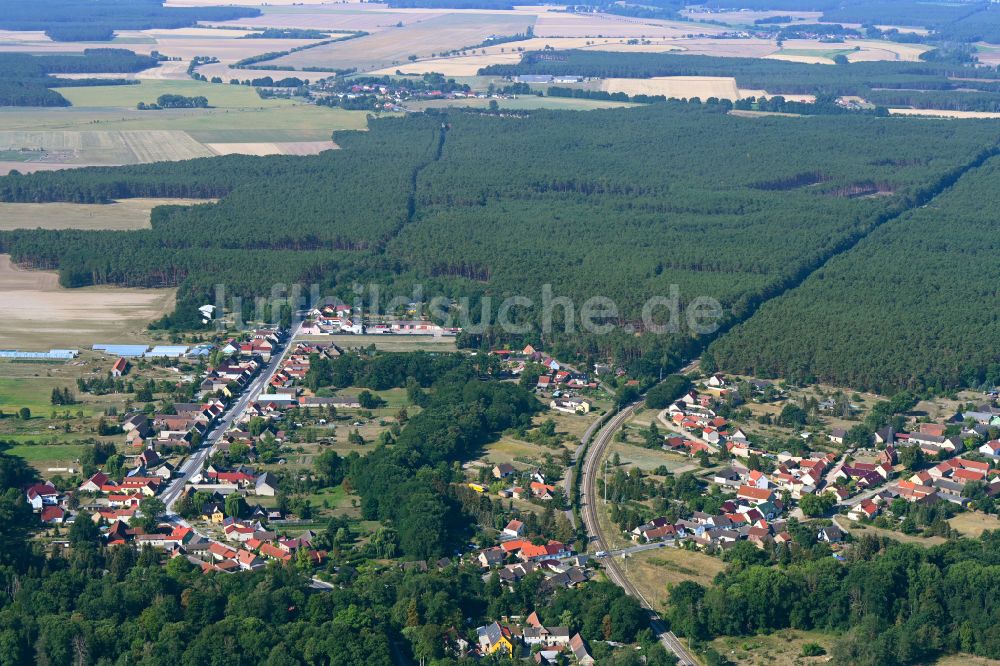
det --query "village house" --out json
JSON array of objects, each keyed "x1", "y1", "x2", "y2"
[
  {"x1": 817, "y1": 526, "x2": 843, "y2": 543},
  {"x1": 476, "y1": 622, "x2": 515, "y2": 656},
  {"x1": 255, "y1": 472, "x2": 279, "y2": 496},
  {"x1": 529, "y1": 482, "x2": 557, "y2": 500},
  {"x1": 502, "y1": 519, "x2": 525, "y2": 539},
  {"x1": 493, "y1": 463, "x2": 516, "y2": 479},
  {"x1": 110, "y1": 356, "x2": 129, "y2": 378},
  {"x1": 979, "y1": 440, "x2": 1000, "y2": 458},
  {"x1": 25, "y1": 483, "x2": 59, "y2": 510},
  {"x1": 477, "y1": 547, "x2": 505, "y2": 568},
  {"x1": 549, "y1": 397, "x2": 591, "y2": 415},
  {"x1": 79, "y1": 471, "x2": 111, "y2": 493},
  {"x1": 570, "y1": 634, "x2": 595, "y2": 666},
  {"x1": 848, "y1": 499, "x2": 880, "y2": 522},
  {"x1": 523, "y1": 624, "x2": 571, "y2": 648},
  {"x1": 737, "y1": 485, "x2": 775, "y2": 505},
  {"x1": 41, "y1": 505, "x2": 66, "y2": 524}
]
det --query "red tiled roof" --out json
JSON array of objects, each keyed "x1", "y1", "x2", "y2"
[
  {"x1": 501, "y1": 539, "x2": 531, "y2": 553},
  {"x1": 737, "y1": 485, "x2": 774, "y2": 501},
  {"x1": 259, "y1": 543, "x2": 292, "y2": 562}
]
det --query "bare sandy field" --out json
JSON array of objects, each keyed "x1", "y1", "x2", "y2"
[
  {"x1": 0, "y1": 198, "x2": 214, "y2": 231},
  {"x1": 0, "y1": 255, "x2": 176, "y2": 350},
  {"x1": 0, "y1": 29, "x2": 51, "y2": 42},
  {"x1": 603, "y1": 76, "x2": 740, "y2": 100},
  {"x1": 889, "y1": 108, "x2": 1000, "y2": 119},
  {"x1": 43, "y1": 63, "x2": 188, "y2": 82},
  {"x1": 0, "y1": 162, "x2": 81, "y2": 176},
  {"x1": 206, "y1": 140, "x2": 337, "y2": 156},
  {"x1": 136, "y1": 60, "x2": 191, "y2": 80}
]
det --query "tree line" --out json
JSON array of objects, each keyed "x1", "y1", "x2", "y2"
[
  {"x1": 0, "y1": 0, "x2": 259, "y2": 42},
  {"x1": 0, "y1": 49, "x2": 158, "y2": 107},
  {"x1": 480, "y1": 50, "x2": 1000, "y2": 111},
  {"x1": 710, "y1": 151, "x2": 1000, "y2": 393}
]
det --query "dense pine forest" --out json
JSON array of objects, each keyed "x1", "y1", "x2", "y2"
[
  {"x1": 669, "y1": 531, "x2": 1000, "y2": 666},
  {"x1": 0, "y1": 50, "x2": 158, "y2": 107},
  {"x1": 698, "y1": 0, "x2": 1000, "y2": 42},
  {"x1": 0, "y1": 0, "x2": 259, "y2": 42},
  {"x1": 480, "y1": 51, "x2": 1000, "y2": 111},
  {"x1": 709, "y1": 153, "x2": 1000, "y2": 393},
  {"x1": 0, "y1": 103, "x2": 998, "y2": 390}
]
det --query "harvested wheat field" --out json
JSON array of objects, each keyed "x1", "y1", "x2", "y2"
[
  {"x1": 843, "y1": 39, "x2": 931, "y2": 61},
  {"x1": 206, "y1": 140, "x2": 337, "y2": 156},
  {"x1": 213, "y1": 7, "x2": 449, "y2": 34},
  {"x1": 0, "y1": 130, "x2": 214, "y2": 169},
  {"x1": 0, "y1": 162, "x2": 80, "y2": 175},
  {"x1": 533, "y1": 12, "x2": 723, "y2": 38},
  {"x1": 196, "y1": 62, "x2": 344, "y2": 82},
  {"x1": 603, "y1": 76, "x2": 741, "y2": 99},
  {"x1": 167, "y1": 0, "x2": 335, "y2": 4},
  {"x1": 666, "y1": 37, "x2": 779, "y2": 58},
  {"x1": 270, "y1": 13, "x2": 535, "y2": 71},
  {"x1": 766, "y1": 38, "x2": 930, "y2": 64},
  {"x1": 889, "y1": 108, "x2": 1000, "y2": 119},
  {"x1": 0, "y1": 198, "x2": 214, "y2": 231},
  {"x1": 682, "y1": 9, "x2": 822, "y2": 24},
  {"x1": 112, "y1": 28, "x2": 328, "y2": 63},
  {"x1": 0, "y1": 255, "x2": 176, "y2": 349},
  {"x1": 0, "y1": 29, "x2": 51, "y2": 42},
  {"x1": 372, "y1": 37, "x2": 686, "y2": 76}
]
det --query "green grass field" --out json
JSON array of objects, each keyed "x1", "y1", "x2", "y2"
[
  {"x1": 54, "y1": 79, "x2": 291, "y2": 110},
  {"x1": 0, "y1": 375, "x2": 104, "y2": 418},
  {"x1": 0, "y1": 81, "x2": 369, "y2": 169},
  {"x1": 303, "y1": 334, "x2": 457, "y2": 352},
  {"x1": 3, "y1": 443, "x2": 87, "y2": 463}
]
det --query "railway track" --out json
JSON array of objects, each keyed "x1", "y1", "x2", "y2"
[{"x1": 579, "y1": 402, "x2": 698, "y2": 666}]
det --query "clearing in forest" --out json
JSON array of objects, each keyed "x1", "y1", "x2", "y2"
[
  {"x1": 0, "y1": 198, "x2": 213, "y2": 231},
  {"x1": 0, "y1": 255, "x2": 175, "y2": 350}
]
